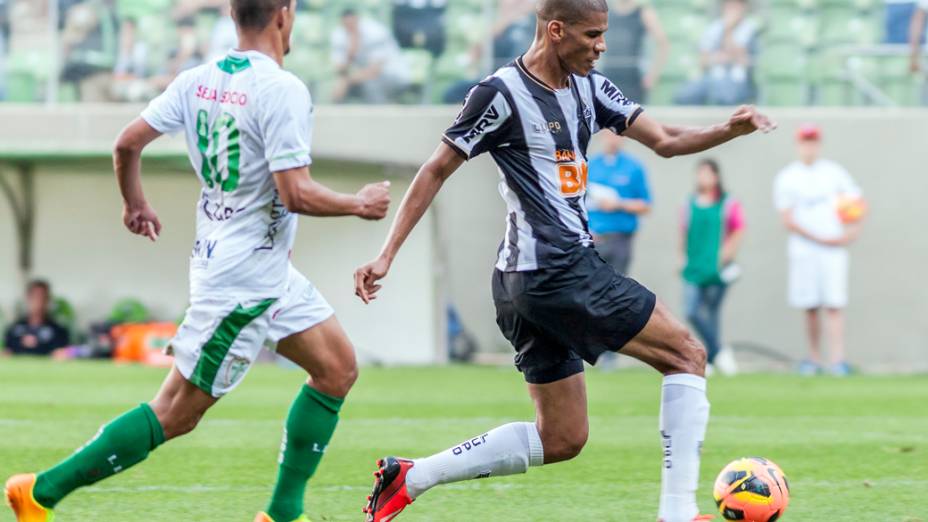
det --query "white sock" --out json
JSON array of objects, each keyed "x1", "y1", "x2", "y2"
[
  {"x1": 658, "y1": 374, "x2": 711, "y2": 522},
  {"x1": 405, "y1": 421, "x2": 544, "y2": 499}
]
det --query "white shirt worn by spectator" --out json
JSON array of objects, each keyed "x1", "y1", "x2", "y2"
[
  {"x1": 330, "y1": 17, "x2": 410, "y2": 85},
  {"x1": 700, "y1": 18, "x2": 758, "y2": 82},
  {"x1": 773, "y1": 159, "x2": 861, "y2": 258},
  {"x1": 141, "y1": 49, "x2": 312, "y2": 300}
]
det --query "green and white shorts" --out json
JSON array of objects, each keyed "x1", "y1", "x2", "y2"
[{"x1": 169, "y1": 267, "x2": 334, "y2": 397}]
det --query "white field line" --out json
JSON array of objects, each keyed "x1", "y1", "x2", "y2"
[{"x1": 81, "y1": 479, "x2": 928, "y2": 495}]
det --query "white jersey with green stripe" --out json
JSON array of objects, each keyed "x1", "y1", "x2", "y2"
[{"x1": 141, "y1": 49, "x2": 313, "y2": 300}]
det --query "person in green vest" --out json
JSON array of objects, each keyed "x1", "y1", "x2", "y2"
[{"x1": 680, "y1": 159, "x2": 745, "y2": 375}]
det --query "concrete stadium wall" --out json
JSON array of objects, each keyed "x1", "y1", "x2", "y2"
[
  {"x1": 0, "y1": 105, "x2": 926, "y2": 372},
  {"x1": 0, "y1": 157, "x2": 439, "y2": 365}
]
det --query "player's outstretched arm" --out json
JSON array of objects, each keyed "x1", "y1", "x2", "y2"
[
  {"x1": 273, "y1": 167, "x2": 390, "y2": 220},
  {"x1": 624, "y1": 105, "x2": 776, "y2": 158},
  {"x1": 114, "y1": 117, "x2": 164, "y2": 242},
  {"x1": 354, "y1": 142, "x2": 465, "y2": 304}
]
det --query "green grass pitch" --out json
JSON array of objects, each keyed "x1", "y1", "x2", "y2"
[{"x1": 1, "y1": 359, "x2": 926, "y2": 521}]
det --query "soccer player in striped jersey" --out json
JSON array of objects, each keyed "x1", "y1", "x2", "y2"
[
  {"x1": 5, "y1": 2, "x2": 390, "y2": 521},
  {"x1": 354, "y1": 0, "x2": 774, "y2": 520}
]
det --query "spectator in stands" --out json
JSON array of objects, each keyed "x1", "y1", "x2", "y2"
[
  {"x1": 909, "y1": 0, "x2": 928, "y2": 74},
  {"x1": 443, "y1": 0, "x2": 536, "y2": 103},
  {"x1": 330, "y1": 8, "x2": 411, "y2": 104},
  {"x1": 490, "y1": 0, "x2": 537, "y2": 69},
  {"x1": 601, "y1": 0, "x2": 670, "y2": 104},
  {"x1": 887, "y1": 0, "x2": 925, "y2": 44},
  {"x1": 773, "y1": 124, "x2": 864, "y2": 377},
  {"x1": 680, "y1": 159, "x2": 744, "y2": 376},
  {"x1": 112, "y1": 0, "x2": 172, "y2": 101},
  {"x1": 0, "y1": 0, "x2": 8, "y2": 100},
  {"x1": 3, "y1": 0, "x2": 54, "y2": 101},
  {"x1": 392, "y1": 0, "x2": 447, "y2": 57},
  {"x1": 59, "y1": 0, "x2": 118, "y2": 102},
  {"x1": 3, "y1": 280, "x2": 70, "y2": 356},
  {"x1": 206, "y1": 2, "x2": 235, "y2": 62},
  {"x1": 168, "y1": 0, "x2": 225, "y2": 76},
  {"x1": 587, "y1": 132, "x2": 652, "y2": 276},
  {"x1": 674, "y1": 0, "x2": 758, "y2": 106}
]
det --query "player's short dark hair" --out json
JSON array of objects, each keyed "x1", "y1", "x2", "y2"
[
  {"x1": 26, "y1": 279, "x2": 50, "y2": 296},
  {"x1": 537, "y1": 0, "x2": 609, "y2": 24},
  {"x1": 231, "y1": 0, "x2": 291, "y2": 31}
]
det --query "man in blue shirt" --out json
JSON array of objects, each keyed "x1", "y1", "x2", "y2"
[{"x1": 587, "y1": 131, "x2": 652, "y2": 275}]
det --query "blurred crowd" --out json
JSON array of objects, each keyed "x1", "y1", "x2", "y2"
[{"x1": 0, "y1": 0, "x2": 925, "y2": 104}]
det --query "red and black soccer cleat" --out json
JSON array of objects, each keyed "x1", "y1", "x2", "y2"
[{"x1": 363, "y1": 457, "x2": 415, "y2": 522}]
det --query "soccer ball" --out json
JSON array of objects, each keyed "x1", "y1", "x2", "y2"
[
  {"x1": 713, "y1": 457, "x2": 790, "y2": 521},
  {"x1": 836, "y1": 194, "x2": 867, "y2": 224}
]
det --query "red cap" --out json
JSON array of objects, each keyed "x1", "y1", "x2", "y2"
[{"x1": 796, "y1": 123, "x2": 821, "y2": 141}]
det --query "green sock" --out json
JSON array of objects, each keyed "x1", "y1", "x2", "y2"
[
  {"x1": 266, "y1": 385, "x2": 343, "y2": 522},
  {"x1": 33, "y1": 403, "x2": 165, "y2": 508}
]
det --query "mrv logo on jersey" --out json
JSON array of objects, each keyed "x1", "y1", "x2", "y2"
[{"x1": 462, "y1": 106, "x2": 500, "y2": 144}]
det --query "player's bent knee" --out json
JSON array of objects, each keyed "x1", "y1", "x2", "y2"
[
  {"x1": 158, "y1": 408, "x2": 205, "y2": 441},
  {"x1": 311, "y1": 362, "x2": 358, "y2": 399},
  {"x1": 542, "y1": 427, "x2": 589, "y2": 463}
]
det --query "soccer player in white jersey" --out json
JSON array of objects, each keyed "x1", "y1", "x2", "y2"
[
  {"x1": 355, "y1": 0, "x2": 774, "y2": 520},
  {"x1": 4, "y1": 2, "x2": 390, "y2": 522}
]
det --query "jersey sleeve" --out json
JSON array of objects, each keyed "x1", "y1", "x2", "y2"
[
  {"x1": 140, "y1": 71, "x2": 190, "y2": 134},
  {"x1": 261, "y1": 75, "x2": 314, "y2": 172},
  {"x1": 589, "y1": 72, "x2": 643, "y2": 135},
  {"x1": 442, "y1": 83, "x2": 513, "y2": 160}
]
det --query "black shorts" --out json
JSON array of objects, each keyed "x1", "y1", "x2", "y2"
[{"x1": 492, "y1": 247, "x2": 656, "y2": 384}]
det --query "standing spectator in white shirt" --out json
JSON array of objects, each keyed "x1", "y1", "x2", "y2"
[
  {"x1": 773, "y1": 124, "x2": 864, "y2": 376},
  {"x1": 330, "y1": 8, "x2": 411, "y2": 104}
]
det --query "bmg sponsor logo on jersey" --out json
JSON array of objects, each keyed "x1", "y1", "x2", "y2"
[
  {"x1": 555, "y1": 149, "x2": 588, "y2": 197},
  {"x1": 452, "y1": 434, "x2": 489, "y2": 455}
]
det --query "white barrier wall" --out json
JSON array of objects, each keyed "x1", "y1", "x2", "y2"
[
  {"x1": 0, "y1": 105, "x2": 926, "y2": 371},
  {"x1": 0, "y1": 158, "x2": 439, "y2": 365}
]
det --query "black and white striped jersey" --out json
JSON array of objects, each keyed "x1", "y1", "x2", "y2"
[{"x1": 443, "y1": 57, "x2": 643, "y2": 272}]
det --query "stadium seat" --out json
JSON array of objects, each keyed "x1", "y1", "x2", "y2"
[
  {"x1": 757, "y1": 43, "x2": 808, "y2": 79},
  {"x1": 764, "y1": 12, "x2": 819, "y2": 48},
  {"x1": 763, "y1": 80, "x2": 808, "y2": 105},
  {"x1": 295, "y1": 12, "x2": 326, "y2": 45},
  {"x1": 5, "y1": 72, "x2": 40, "y2": 103},
  {"x1": 659, "y1": 9, "x2": 709, "y2": 47},
  {"x1": 649, "y1": 76, "x2": 685, "y2": 105},
  {"x1": 821, "y1": 13, "x2": 878, "y2": 47},
  {"x1": 879, "y1": 56, "x2": 924, "y2": 105}
]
